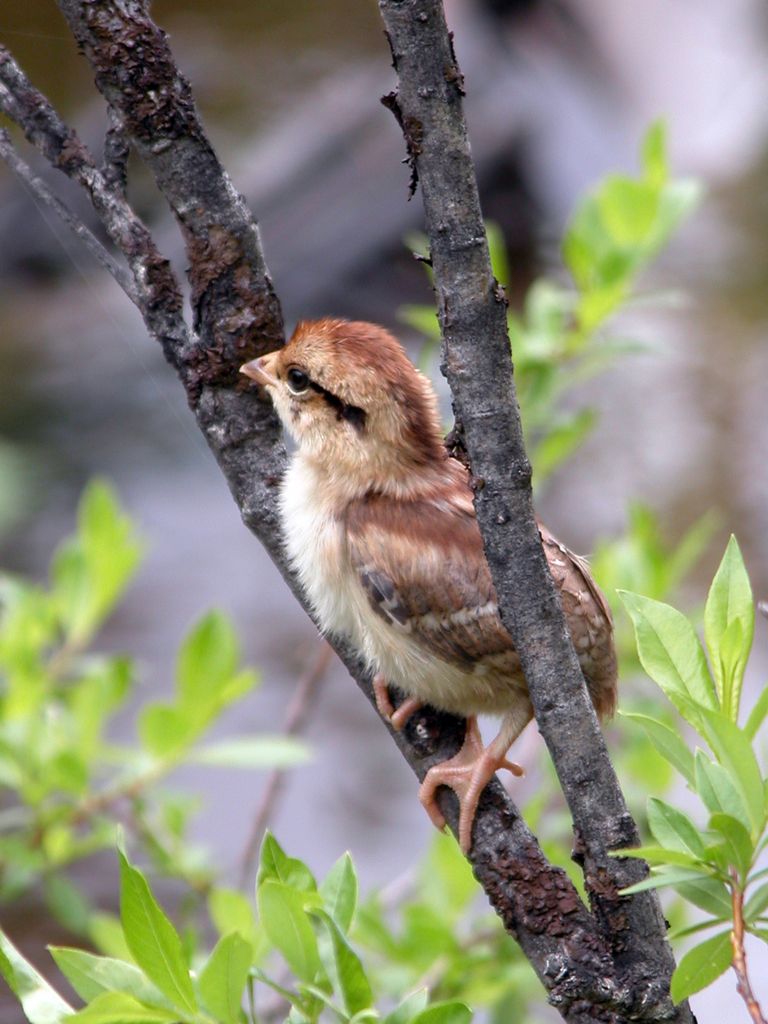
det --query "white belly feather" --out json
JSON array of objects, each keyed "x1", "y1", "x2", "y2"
[{"x1": 280, "y1": 456, "x2": 360, "y2": 641}]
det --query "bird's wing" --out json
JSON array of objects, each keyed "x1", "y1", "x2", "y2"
[
  {"x1": 538, "y1": 522, "x2": 617, "y2": 716},
  {"x1": 345, "y1": 491, "x2": 514, "y2": 669},
  {"x1": 346, "y1": 492, "x2": 617, "y2": 715}
]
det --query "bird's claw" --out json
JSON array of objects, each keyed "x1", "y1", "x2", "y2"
[
  {"x1": 419, "y1": 716, "x2": 524, "y2": 853},
  {"x1": 373, "y1": 674, "x2": 421, "y2": 732}
]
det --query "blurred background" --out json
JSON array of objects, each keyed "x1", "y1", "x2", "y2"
[{"x1": 1, "y1": 0, "x2": 767, "y2": 1020}]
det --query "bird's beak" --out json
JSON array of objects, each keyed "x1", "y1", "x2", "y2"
[{"x1": 240, "y1": 353, "x2": 278, "y2": 388}]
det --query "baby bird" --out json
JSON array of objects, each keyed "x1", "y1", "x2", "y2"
[{"x1": 241, "y1": 318, "x2": 617, "y2": 852}]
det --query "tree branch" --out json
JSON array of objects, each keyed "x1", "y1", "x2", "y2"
[
  {"x1": 0, "y1": 127, "x2": 135, "y2": 297},
  {"x1": 377, "y1": 0, "x2": 691, "y2": 1020},
  {"x1": 0, "y1": 3, "x2": 692, "y2": 1019},
  {"x1": 0, "y1": 45, "x2": 190, "y2": 370}
]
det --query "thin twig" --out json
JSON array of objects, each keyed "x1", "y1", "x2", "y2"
[
  {"x1": 69, "y1": 766, "x2": 165, "y2": 827},
  {"x1": 730, "y1": 874, "x2": 767, "y2": 1024},
  {"x1": 0, "y1": 128, "x2": 136, "y2": 299},
  {"x1": 239, "y1": 640, "x2": 333, "y2": 888},
  {"x1": 0, "y1": 45, "x2": 190, "y2": 369}
]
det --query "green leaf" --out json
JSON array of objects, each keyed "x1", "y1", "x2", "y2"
[
  {"x1": 257, "y1": 832, "x2": 317, "y2": 894},
  {"x1": 698, "y1": 709, "x2": 765, "y2": 836},
  {"x1": 65, "y1": 992, "x2": 179, "y2": 1024},
  {"x1": 620, "y1": 867, "x2": 712, "y2": 897},
  {"x1": 88, "y1": 913, "x2": 133, "y2": 963},
  {"x1": 709, "y1": 812, "x2": 754, "y2": 880},
  {"x1": 744, "y1": 685, "x2": 768, "y2": 741},
  {"x1": 621, "y1": 712, "x2": 695, "y2": 784},
  {"x1": 655, "y1": 179, "x2": 702, "y2": 243},
  {"x1": 198, "y1": 932, "x2": 253, "y2": 1024},
  {"x1": 177, "y1": 611, "x2": 238, "y2": 709},
  {"x1": 190, "y1": 736, "x2": 310, "y2": 769},
  {"x1": 399, "y1": 903, "x2": 458, "y2": 966},
  {"x1": 208, "y1": 888, "x2": 258, "y2": 948},
  {"x1": 138, "y1": 705, "x2": 191, "y2": 758},
  {"x1": 48, "y1": 948, "x2": 168, "y2": 1009},
  {"x1": 382, "y1": 989, "x2": 429, "y2": 1024},
  {"x1": 118, "y1": 852, "x2": 197, "y2": 1015},
  {"x1": 745, "y1": 882, "x2": 768, "y2": 922},
  {"x1": 669, "y1": 917, "x2": 730, "y2": 941},
  {"x1": 312, "y1": 909, "x2": 373, "y2": 1016},
  {"x1": 676, "y1": 877, "x2": 733, "y2": 918},
  {"x1": 647, "y1": 798, "x2": 704, "y2": 858},
  {"x1": 410, "y1": 1002, "x2": 473, "y2": 1024},
  {"x1": 320, "y1": 853, "x2": 358, "y2": 934},
  {"x1": 614, "y1": 845, "x2": 705, "y2": 870},
  {"x1": 532, "y1": 408, "x2": 596, "y2": 481},
  {"x1": 618, "y1": 591, "x2": 717, "y2": 711},
  {"x1": 258, "y1": 880, "x2": 320, "y2": 982},
  {"x1": 670, "y1": 930, "x2": 732, "y2": 1002},
  {"x1": 421, "y1": 831, "x2": 478, "y2": 920},
  {"x1": 705, "y1": 536, "x2": 754, "y2": 720},
  {"x1": 694, "y1": 750, "x2": 751, "y2": 831},
  {"x1": 486, "y1": 222, "x2": 511, "y2": 289},
  {"x1": 399, "y1": 305, "x2": 440, "y2": 342},
  {"x1": 44, "y1": 876, "x2": 93, "y2": 936},
  {"x1": 53, "y1": 481, "x2": 142, "y2": 644},
  {"x1": 597, "y1": 176, "x2": 659, "y2": 247},
  {"x1": 0, "y1": 928, "x2": 73, "y2": 1024},
  {"x1": 641, "y1": 121, "x2": 668, "y2": 188}
]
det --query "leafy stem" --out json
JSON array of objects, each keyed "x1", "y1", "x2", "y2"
[{"x1": 730, "y1": 871, "x2": 767, "y2": 1024}]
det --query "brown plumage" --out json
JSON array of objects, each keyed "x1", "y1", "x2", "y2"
[{"x1": 241, "y1": 318, "x2": 617, "y2": 852}]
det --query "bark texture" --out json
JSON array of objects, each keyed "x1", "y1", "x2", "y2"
[
  {"x1": 0, "y1": 2, "x2": 692, "y2": 1020},
  {"x1": 378, "y1": 1, "x2": 692, "y2": 1020}
]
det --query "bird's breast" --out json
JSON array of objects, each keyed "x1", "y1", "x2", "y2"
[{"x1": 280, "y1": 456, "x2": 360, "y2": 640}]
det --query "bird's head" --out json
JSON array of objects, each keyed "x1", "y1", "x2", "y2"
[{"x1": 240, "y1": 318, "x2": 447, "y2": 495}]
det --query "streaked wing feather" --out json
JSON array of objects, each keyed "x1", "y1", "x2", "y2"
[
  {"x1": 347, "y1": 493, "x2": 513, "y2": 668},
  {"x1": 347, "y1": 491, "x2": 617, "y2": 716}
]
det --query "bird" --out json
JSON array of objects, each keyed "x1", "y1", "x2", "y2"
[{"x1": 240, "y1": 318, "x2": 617, "y2": 853}]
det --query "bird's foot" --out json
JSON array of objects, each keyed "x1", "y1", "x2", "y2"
[
  {"x1": 373, "y1": 674, "x2": 422, "y2": 732},
  {"x1": 419, "y1": 716, "x2": 524, "y2": 853}
]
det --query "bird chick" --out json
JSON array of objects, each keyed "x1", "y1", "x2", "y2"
[{"x1": 241, "y1": 318, "x2": 617, "y2": 853}]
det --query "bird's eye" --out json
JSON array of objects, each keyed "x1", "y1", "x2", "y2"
[{"x1": 286, "y1": 367, "x2": 310, "y2": 395}]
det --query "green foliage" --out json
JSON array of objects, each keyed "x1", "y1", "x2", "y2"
[
  {"x1": 0, "y1": 927, "x2": 73, "y2": 1024},
  {"x1": 670, "y1": 931, "x2": 733, "y2": 1004},
  {"x1": 590, "y1": 502, "x2": 716, "y2": 669},
  {"x1": 401, "y1": 122, "x2": 700, "y2": 486},
  {"x1": 0, "y1": 481, "x2": 308, "y2": 929},
  {"x1": 353, "y1": 832, "x2": 541, "y2": 1021},
  {"x1": 618, "y1": 536, "x2": 768, "y2": 1001},
  {"x1": 0, "y1": 838, "x2": 477, "y2": 1024}
]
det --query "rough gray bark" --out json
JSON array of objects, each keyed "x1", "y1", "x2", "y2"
[
  {"x1": 0, "y1": 3, "x2": 691, "y2": 1020},
  {"x1": 378, "y1": 2, "x2": 693, "y2": 1021}
]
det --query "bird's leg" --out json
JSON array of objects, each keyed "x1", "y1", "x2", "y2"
[
  {"x1": 372, "y1": 673, "x2": 422, "y2": 732},
  {"x1": 419, "y1": 705, "x2": 532, "y2": 853}
]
